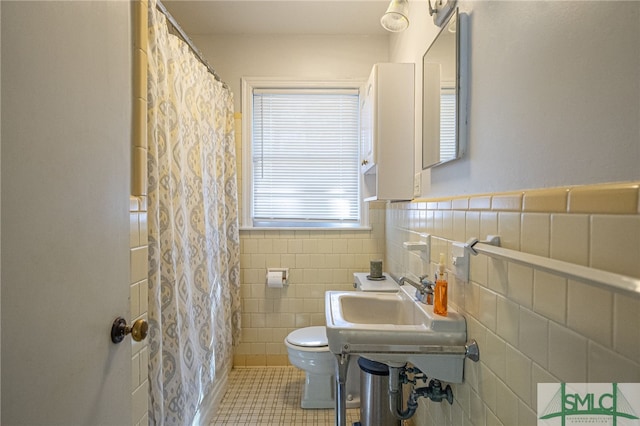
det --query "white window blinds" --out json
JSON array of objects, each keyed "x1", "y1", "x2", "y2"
[
  {"x1": 440, "y1": 90, "x2": 457, "y2": 161},
  {"x1": 251, "y1": 89, "x2": 360, "y2": 227}
]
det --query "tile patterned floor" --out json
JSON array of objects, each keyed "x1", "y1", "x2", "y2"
[{"x1": 210, "y1": 366, "x2": 360, "y2": 425}]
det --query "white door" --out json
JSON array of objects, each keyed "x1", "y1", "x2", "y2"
[{"x1": 2, "y1": 1, "x2": 133, "y2": 424}]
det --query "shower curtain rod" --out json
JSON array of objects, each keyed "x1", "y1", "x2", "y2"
[{"x1": 155, "y1": 0, "x2": 229, "y2": 89}]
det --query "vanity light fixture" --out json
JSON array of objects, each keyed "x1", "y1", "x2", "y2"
[
  {"x1": 381, "y1": 0, "x2": 457, "y2": 32},
  {"x1": 429, "y1": 0, "x2": 457, "y2": 27},
  {"x1": 380, "y1": 0, "x2": 409, "y2": 32}
]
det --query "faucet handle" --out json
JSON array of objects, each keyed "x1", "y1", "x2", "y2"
[
  {"x1": 417, "y1": 277, "x2": 435, "y2": 305},
  {"x1": 414, "y1": 289, "x2": 428, "y2": 304},
  {"x1": 420, "y1": 275, "x2": 435, "y2": 288},
  {"x1": 415, "y1": 287, "x2": 434, "y2": 305}
]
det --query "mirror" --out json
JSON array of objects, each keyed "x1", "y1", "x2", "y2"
[{"x1": 422, "y1": 9, "x2": 468, "y2": 169}]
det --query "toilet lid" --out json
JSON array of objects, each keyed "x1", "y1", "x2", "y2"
[{"x1": 286, "y1": 326, "x2": 328, "y2": 347}]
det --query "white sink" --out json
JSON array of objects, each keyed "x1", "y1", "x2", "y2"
[{"x1": 325, "y1": 286, "x2": 468, "y2": 383}]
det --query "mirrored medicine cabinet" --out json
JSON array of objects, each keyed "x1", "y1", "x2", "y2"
[{"x1": 422, "y1": 8, "x2": 468, "y2": 170}]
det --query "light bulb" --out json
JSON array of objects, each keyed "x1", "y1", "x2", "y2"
[{"x1": 380, "y1": 0, "x2": 409, "y2": 33}]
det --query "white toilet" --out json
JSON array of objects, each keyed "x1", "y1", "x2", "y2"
[
  {"x1": 285, "y1": 272, "x2": 399, "y2": 409},
  {"x1": 284, "y1": 326, "x2": 360, "y2": 409}
]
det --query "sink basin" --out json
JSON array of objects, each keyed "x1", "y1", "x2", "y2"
[
  {"x1": 325, "y1": 286, "x2": 468, "y2": 383},
  {"x1": 338, "y1": 293, "x2": 418, "y2": 325}
]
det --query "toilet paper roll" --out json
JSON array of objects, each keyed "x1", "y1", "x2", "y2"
[{"x1": 266, "y1": 271, "x2": 284, "y2": 288}]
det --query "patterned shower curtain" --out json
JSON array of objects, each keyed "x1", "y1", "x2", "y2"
[{"x1": 146, "y1": 1, "x2": 241, "y2": 424}]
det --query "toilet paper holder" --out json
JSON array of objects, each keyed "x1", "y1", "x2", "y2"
[{"x1": 266, "y1": 267, "x2": 289, "y2": 286}]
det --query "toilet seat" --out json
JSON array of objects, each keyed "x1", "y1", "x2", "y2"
[
  {"x1": 286, "y1": 326, "x2": 328, "y2": 347},
  {"x1": 285, "y1": 326, "x2": 329, "y2": 353}
]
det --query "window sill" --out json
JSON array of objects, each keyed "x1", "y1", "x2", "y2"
[{"x1": 239, "y1": 226, "x2": 372, "y2": 232}]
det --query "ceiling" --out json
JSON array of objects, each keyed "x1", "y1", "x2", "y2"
[{"x1": 161, "y1": 0, "x2": 392, "y2": 36}]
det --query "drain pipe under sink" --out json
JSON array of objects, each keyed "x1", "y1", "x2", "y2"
[
  {"x1": 388, "y1": 366, "x2": 418, "y2": 420},
  {"x1": 388, "y1": 365, "x2": 456, "y2": 421}
]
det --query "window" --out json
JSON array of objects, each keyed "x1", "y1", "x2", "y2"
[{"x1": 242, "y1": 79, "x2": 363, "y2": 229}]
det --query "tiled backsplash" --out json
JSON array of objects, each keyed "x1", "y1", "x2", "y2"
[
  {"x1": 130, "y1": 196, "x2": 149, "y2": 426},
  {"x1": 386, "y1": 182, "x2": 639, "y2": 426}
]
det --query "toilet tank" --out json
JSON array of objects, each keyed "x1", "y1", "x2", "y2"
[{"x1": 353, "y1": 272, "x2": 400, "y2": 292}]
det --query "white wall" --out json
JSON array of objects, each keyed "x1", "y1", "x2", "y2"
[
  {"x1": 192, "y1": 34, "x2": 390, "y2": 111},
  {"x1": 391, "y1": 0, "x2": 640, "y2": 198}
]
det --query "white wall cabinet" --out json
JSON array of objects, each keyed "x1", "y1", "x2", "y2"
[{"x1": 360, "y1": 63, "x2": 415, "y2": 201}]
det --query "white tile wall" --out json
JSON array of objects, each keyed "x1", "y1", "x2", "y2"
[
  {"x1": 518, "y1": 308, "x2": 548, "y2": 368},
  {"x1": 550, "y1": 214, "x2": 589, "y2": 266},
  {"x1": 613, "y1": 292, "x2": 640, "y2": 360},
  {"x1": 590, "y1": 215, "x2": 640, "y2": 278},
  {"x1": 567, "y1": 280, "x2": 612, "y2": 346},
  {"x1": 532, "y1": 271, "x2": 566, "y2": 324},
  {"x1": 496, "y1": 296, "x2": 519, "y2": 346},
  {"x1": 236, "y1": 203, "x2": 386, "y2": 366},
  {"x1": 547, "y1": 322, "x2": 588, "y2": 382},
  {"x1": 130, "y1": 197, "x2": 149, "y2": 426},
  {"x1": 507, "y1": 264, "x2": 534, "y2": 309},
  {"x1": 390, "y1": 182, "x2": 640, "y2": 426},
  {"x1": 521, "y1": 213, "x2": 550, "y2": 258}
]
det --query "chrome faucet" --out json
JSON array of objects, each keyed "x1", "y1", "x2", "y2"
[{"x1": 398, "y1": 275, "x2": 435, "y2": 305}]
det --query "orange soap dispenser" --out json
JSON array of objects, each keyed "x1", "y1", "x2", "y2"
[{"x1": 434, "y1": 253, "x2": 448, "y2": 316}]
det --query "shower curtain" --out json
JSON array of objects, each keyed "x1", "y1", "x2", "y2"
[{"x1": 146, "y1": 1, "x2": 241, "y2": 424}]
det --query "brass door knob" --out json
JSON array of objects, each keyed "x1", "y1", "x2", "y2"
[{"x1": 111, "y1": 317, "x2": 148, "y2": 344}]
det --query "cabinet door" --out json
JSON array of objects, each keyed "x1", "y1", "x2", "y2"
[
  {"x1": 360, "y1": 79, "x2": 375, "y2": 173},
  {"x1": 360, "y1": 63, "x2": 415, "y2": 202}
]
